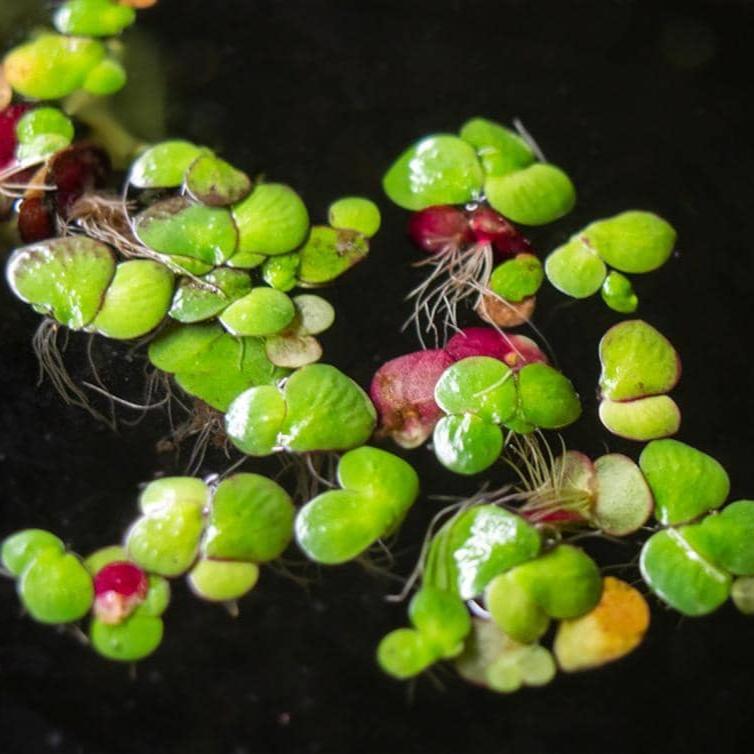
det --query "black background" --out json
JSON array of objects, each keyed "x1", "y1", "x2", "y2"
[{"x1": 2, "y1": 1, "x2": 754, "y2": 752}]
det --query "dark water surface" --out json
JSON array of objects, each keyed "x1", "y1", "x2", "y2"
[{"x1": 2, "y1": 1, "x2": 754, "y2": 752}]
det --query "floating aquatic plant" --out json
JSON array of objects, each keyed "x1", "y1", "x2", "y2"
[
  {"x1": 597, "y1": 320, "x2": 682, "y2": 441},
  {"x1": 545, "y1": 211, "x2": 676, "y2": 312},
  {"x1": 383, "y1": 117, "x2": 575, "y2": 342}
]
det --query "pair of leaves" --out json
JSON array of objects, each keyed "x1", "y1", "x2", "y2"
[
  {"x1": 295, "y1": 446, "x2": 419, "y2": 565},
  {"x1": 432, "y1": 356, "x2": 581, "y2": 474},
  {"x1": 597, "y1": 320, "x2": 682, "y2": 441},
  {"x1": 225, "y1": 363, "x2": 376, "y2": 456},
  {"x1": 7, "y1": 236, "x2": 175, "y2": 339},
  {"x1": 126, "y1": 474, "x2": 294, "y2": 593},
  {"x1": 383, "y1": 117, "x2": 575, "y2": 226},
  {"x1": 545, "y1": 211, "x2": 676, "y2": 312}
]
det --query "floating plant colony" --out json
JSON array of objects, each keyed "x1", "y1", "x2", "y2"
[{"x1": 1, "y1": 0, "x2": 752, "y2": 695}]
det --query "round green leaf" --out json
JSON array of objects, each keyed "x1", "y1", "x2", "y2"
[
  {"x1": 296, "y1": 226, "x2": 369, "y2": 286},
  {"x1": 18, "y1": 549, "x2": 94, "y2": 624},
  {"x1": 485, "y1": 163, "x2": 575, "y2": 226},
  {"x1": 601, "y1": 270, "x2": 638, "y2": 313},
  {"x1": 408, "y1": 587, "x2": 471, "y2": 658},
  {"x1": 129, "y1": 141, "x2": 204, "y2": 189},
  {"x1": 279, "y1": 364, "x2": 376, "y2": 453},
  {"x1": 545, "y1": 237, "x2": 607, "y2": 299},
  {"x1": 459, "y1": 118, "x2": 536, "y2": 177},
  {"x1": 1, "y1": 530, "x2": 64, "y2": 578},
  {"x1": 82, "y1": 59, "x2": 127, "y2": 96},
  {"x1": 598, "y1": 320, "x2": 680, "y2": 401},
  {"x1": 295, "y1": 489, "x2": 388, "y2": 565},
  {"x1": 639, "y1": 439, "x2": 729, "y2": 526},
  {"x1": 434, "y1": 356, "x2": 517, "y2": 424},
  {"x1": 424, "y1": 505, "x2": 541, "y2": 599},
  {"x1": 599, "y1": 395, "x2": 681, "y2": 441},
  {"x1": 54, "y1": 0, "x2": 136, "y2": 37},
  {"x1": 583, "y1": 211, "x2": 676, "y2": 273},
  {"x1": 489, "y1": 254, "x2": 544, "y2": 303},
  {"x1": 328, "y1": 197, "x2": 381, "y2": 238},
  {"x1": 732, "y1": 577, "x2": 754, "y2": 615},
  {"x1": 293, "y1": 294, "x2": 335, "y2": 335},
  {"x1": 16, "y1": 107, "x2": 74, "y2": 145},
  {"x1": 219, "y1": 287, "x2": 296, "y2": 337},
  {"x1": 592, "y1": 454, "x2": 653, "y2": 535},
  {"x1": 640, "y1": 528, "x2": 731, "y2": 616},
  {"x1": 681, "y1": 501, "x2": 754, "y2": 576},
  {"x1": 6, "y1": 237, "x2": 116, "y2": 329},
  {"x1": 377, "y1": 628, "x2": 436, "y2": 679},
  {"x1": 225, "y1": 384, "x2": 287, "y2": 456},
  {"x1": 517, "y1": 363, "x2": 581, "y2": 429},
  {"x1": 90, "y1": 614, "x2": 163, "y2": 662},
  {"x1": 262, "y1": 253, "x2": 300, "y2": 292},
  {"x1": 125, "y1": 500, "x2": 204, "y2": 577},
  {"x1": 139, "y1": 477, "x2": 210, "y2": 515},
  {"x1": 187, "y1": 559, "x2": 259, "y2": 602},
  {"x1": 383, "y1": 134, "x2": 484, "y2": 210},
  {"x1": 231, "y1": 183, "x2": 309, "y2": 258},
  {"x1": 185, "y1": 154, "x2": 252, "y2": 207},
  {"x1": 93, "y1": 260, "x2": 174, "y2": 339},
  {"x1": 432, "y1": 414, "x2": 503, "y2": 475},
  {"x1": 203, "y1": 473, "x2": 294, "y2": 562},
  {"x1": 3, "y1": 34, "x2": 106, "y2": 100},
  {"x1": 134, "y1": 197, "x2": 238, "y2": 266},
  {"x1": 265, "y1": 334, "x2": 322, "y2": 368}
]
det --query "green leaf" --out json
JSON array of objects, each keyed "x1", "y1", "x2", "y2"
[
  {"x1": 408, "y1": 587, "x2": 471, "y2": 658},
  {"x1": 219, "y1": 287, "x2": 296, "y2": 337},
  {"x1": 488, "y1": 254, "x2": 544, "y2": 303},
  {"x1": 54, "y1": 0, "x2": 136, "y2": 37},
  {"x1": 90, "y1": 615, "x2": 163, "y2": 662},
  {"x1": 598, "y1": 320, "x2": 680, "y2": 401},
  {"x1": 583, "y1": 211, "x2": 676, "y2": 273},
  {"x1": 545, "y1": 237, "x2": 607, "y2": 299},
  {"x1": 93, "y1": 260, "x2": 174, "y2": 340},
  {"x1": 187, "y1": 559, "x2": 259, "y2": 602},
  {"x1": 459, "y1": 118, "x2": 536, "y2": 177},
  {"x1": 591, "y1": 454, "x2": 653, "y2": 535},
  {"x1": 129, "y1": 141, "x2": 204, "y2": 189},
  {"x1": 681, "y1": 501, "x2": 754, "y2": 576},
  {"x1": 517, "y1": 363, "x2": 581, "y2": 429},
  {"x1": 134, "y1": 197, "x2": 238, "y2": 266},
  {"x1": 485, "y1": 163, "x2": 575, "y2": 226},
  {"x1": 3, "y1": 33, "x2": 106, "y2": 100},
  {"x1": 7, "y1": 237, "x2": 115, "y2": 329},
  {"x1": 328, "y1": 197, "x2": 381, "y2": 237},
  {"x1": 377, "y1": 628, "x2": 436, "y2": 679},
  {"x1": 425, "y1": 505, "x2": 541, "y2": 599},
  {"x1": 601, "y1": 271, "x2": 638, "y2": 313},
  {"x1": 598, "y1": 395, "x2": 681, "y2": 441},
  {"x1": 640, "y1": 528, "x2": 731, "y2": 616},
  {"x1": 18, "y1": 549, "x2": 94, "y2": 624},
  {"x1": 224, "y1": 384, "x2": 287, "y2": 455},
  {"x1": 383, "y1": 134, "x2": 484, "y2": 210},
  {"x1": 432, "y1": 413, "x2": 503, "y2": 475},
  {"x1": 639, "y1": 439, "x2": 729, "y2": 526},
  {"x1": 485, "y1": 545, "x2": 602, "y2": 643},
  {"x1": 279, "y1": 364, "x2": 376, "y2": 452},
  {"x1": 126, "y1": 499, "x2": 205, "y2": 577},
  {"x1": 203, "y1": 473, "x2": 294, "y2": 562},
  {"x1": 1, "y1": 530, "x2": 64, "y2": 578},
  {"x1": 296, "y1": 226, "x2": 369, "y2": 285},
  {"x1": 185, "y1": 154, "x2": 252, "y2": 206},
  {"x1": 434, "y1": 356, "x2": 517, "y2": 423},
  {"x1": 231, "y1": 183, "x2": 309, "y2": 258}
]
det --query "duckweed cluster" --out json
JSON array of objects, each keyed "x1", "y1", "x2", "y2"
[{"x1": 1, "y1": 0, "x2": 752, "y2": 700}]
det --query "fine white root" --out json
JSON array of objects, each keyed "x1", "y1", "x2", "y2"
[
  {"x1": 32, "y1": 320, "x2": 115, "y2": 428},
  {"x1": 404, "y1": 241, "x2": 495, "y2": 347}
]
